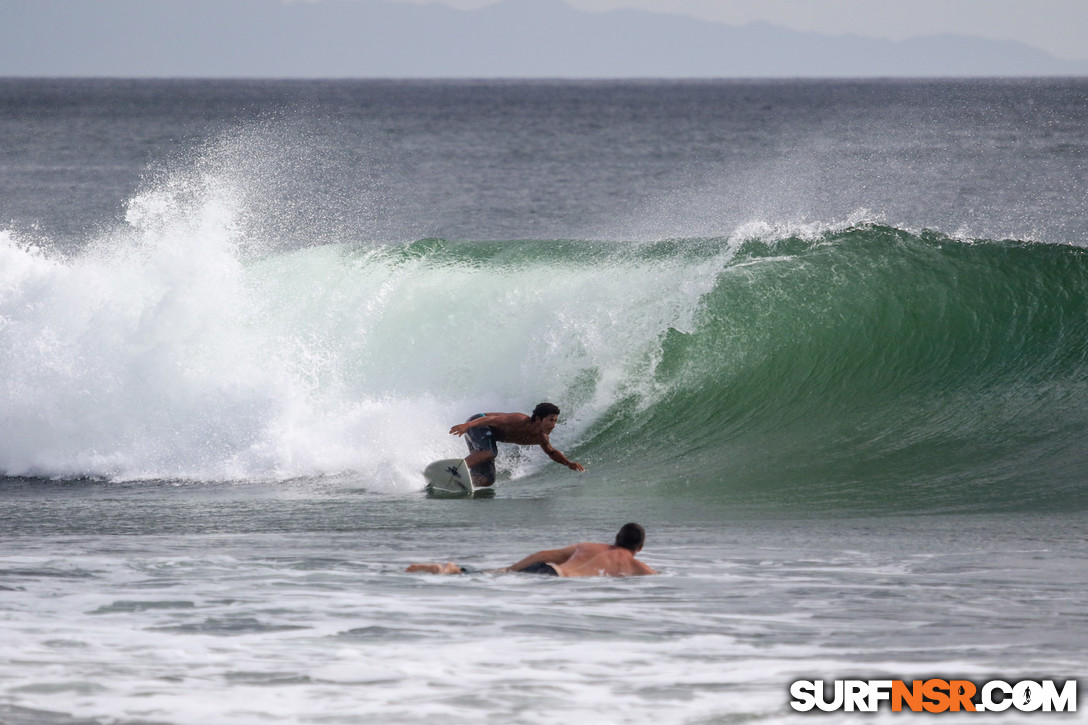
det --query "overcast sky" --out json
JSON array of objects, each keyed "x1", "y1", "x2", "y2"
[
  {"x1": 387, "y1": 0, "x2": 1088, "y2": 61},
  {"x1": 4, "y1": 0, "x2": 1085, "y2": 78}
]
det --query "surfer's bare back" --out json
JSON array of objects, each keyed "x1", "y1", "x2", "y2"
[{"x1": 449, "y1": 402, "x2": 584, "y2": 486}]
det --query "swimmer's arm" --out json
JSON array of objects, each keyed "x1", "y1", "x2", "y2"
[{"x1": 503, "y1": 545, "x2": 578, "y2": 572}]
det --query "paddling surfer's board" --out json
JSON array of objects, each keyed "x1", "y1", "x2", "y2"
[{"x1": 424, "y1": 458, "x2": 474, "y2": 494}]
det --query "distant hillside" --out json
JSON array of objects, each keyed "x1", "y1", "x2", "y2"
[{"x1": 2, "y1": 0, "x2": 1085, "y2": 77}]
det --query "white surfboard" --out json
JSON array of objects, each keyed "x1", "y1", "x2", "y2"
[{"x1": 424, "y1": 458, "x2": 474, "y2": 495}]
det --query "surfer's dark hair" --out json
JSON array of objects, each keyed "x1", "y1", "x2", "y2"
[
  {"x1": 614, "y1": 523, "x2": 645, "y2": 552},
  {"x1": 531, "y1": 402, "x2": 560, "y2": 421}
]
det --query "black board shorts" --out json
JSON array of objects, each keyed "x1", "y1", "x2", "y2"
[
  {"x1": 464, "y1": 413, "x2": 498, "y2": 485},
  {"x1": 519, "y1": 561, "x2": 560, "y2": 576}
]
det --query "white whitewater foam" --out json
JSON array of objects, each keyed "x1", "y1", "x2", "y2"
[{"x1": 0, "y1": 164, "x2": 742, "y2": 488}]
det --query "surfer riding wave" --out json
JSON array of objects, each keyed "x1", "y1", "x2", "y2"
[{"x1": 450, "y1": 402, "x2": 584, "y2": 487}]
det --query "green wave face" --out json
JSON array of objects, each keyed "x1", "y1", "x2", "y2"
[{"x1": 579, "y1": 226, "x2": 1088, "y2": 513}]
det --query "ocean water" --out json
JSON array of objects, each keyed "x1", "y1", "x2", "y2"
[{"x1": 1, "y1": 78, "x2": 1087, "y2": 723}]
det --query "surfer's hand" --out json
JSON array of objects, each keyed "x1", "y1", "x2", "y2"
[
  {"x1": 449, "y1": 424, "x2": 468, "y2": 436},
  {"x1": 569, "y1": 462, "x2": 585, "y2": 472}
]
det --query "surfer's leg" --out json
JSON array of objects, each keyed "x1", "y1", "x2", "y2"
[
  {"x1": 464, "y1": 416, "x2": 499, "y2": 486},
  {"x1": 467, "y1": 457, "x2": 496, "y2": 487},
  {"x1": 405, "y1": 562, "x2": 464, "y2": 574},
  {"x1": 464, "y1": 449, "x2": 494, "y2": 469}
]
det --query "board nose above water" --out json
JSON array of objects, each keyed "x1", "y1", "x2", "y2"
[{"x1": 423, "y1": 458, "x2": 474, "y2": 495}]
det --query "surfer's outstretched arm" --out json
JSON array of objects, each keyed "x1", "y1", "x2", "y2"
[
  {"x1": 540, "y1": 441, "x2": 584, "y2": 472},
  {"x1": 449, "y1": 412, "x2": 513, "y2": 437}
]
